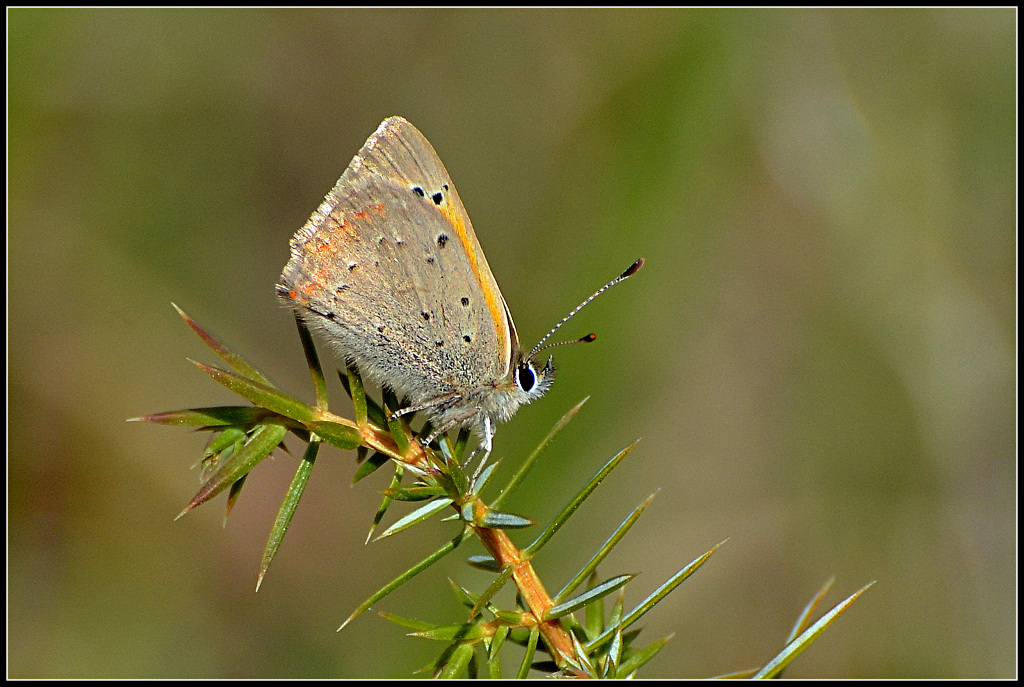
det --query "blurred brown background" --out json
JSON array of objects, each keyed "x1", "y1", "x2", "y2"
[{"x1": 8, "y1": 8, "x2": 1015, "y2": 678}]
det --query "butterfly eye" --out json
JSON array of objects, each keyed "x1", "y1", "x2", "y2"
[{"x1": 515, "y1": 362, "x2": 536, "y2": 393}]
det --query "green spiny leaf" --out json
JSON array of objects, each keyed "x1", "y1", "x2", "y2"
[
  {"x1": 383, "y1": 397, "x2": 412, "y2": 458},
  {"x1": 752, "y1": 581, "x2": 875, "y2": 679},
  {"x1": 256, "y1": 438, "x2": 319, "y2": 591},
  {"x1": 129, "y1": 406, "x2": 272, "y2": 427},
  {"x1": 352, "y1": 451, "x2": 389, "y2": 484},
  {"x1": 586, "y1": 540, "x2": 724, "y2": 652},
  {"x1": 173, "y1": 303, "x2": 276, "y2": 387},
  {"x1": 479, "y1": 509, "x2": 535, "y2": 530},
  {"x1": 377, "y1": 611, "x2": 436, "y2": 631},
  {"x1": 570, "y1": 631, "x2": 597, "y2": 677},
  {"x1": 524, "y1": 440, "x2": 639, "y2": 556},
  {"x1": 223, "y1": 472, "x2": 246, "y2": 524},
  {"x1": 492, "y1": 397, "x2": 589, "y2": 510},
  {"x1": 555, "y1": 491, "x2": 657, "y2": 603},
  {"x1": 515, "y1": 627, "x2": 541, "y2": 679},
  {"x1": 293, "y1": 314, "x2": 328, "y2": 409},
  {"x1": 470, "y1": 565, "x2": 515, "y2": 618},
  {"x1": 366, "y1": 466, "x2": 404, "y2": 544},
  {"x1": 585, "y1": 571, "x2": 606, "y2": 640},
  {"x1": 436, "y1": 642, "x2": 476, "y2": 679},
  {"x1": 441, "y1": 441, "x2": 469, "y2": 496},
  {"x1": 487, "y1": 624, "x2": 508, "y2": 678},
  {"x1": 448, "y1": 578, "x2": 478, "y2": 608},
  {"x1": 615, "y1": 633, "x2": 673, "y2": 678},
  {"x1": 338, "y1": 529, "x2": 472, "y2": 632},
  {"x1": 544, "y1": 574, "x2": 635, "y2": 621},
  {"x1": 340, "y1": 366, "x2": 387, "y2": 429},
  {"x1": 786, "y1": 576, "x2": 836, "y2": 645},
  {"x1": 373, "y1": 497, "x2": 453, "y2": 541},
  {"x1": 466, "y1": 555, "x2": 501, "y2": 572},
  {"x1": 306, "y1": 420, "x2": 361, "y2": 449},
  {"x1": 203, "y1": 426, "x2": 248, "y2": 459},
  {"x1": 176, "y1": 420, "x2": 288, "y2": 518},
  {"x1": 471, "y1": 460, "x2": 499, "y2": 497},
  {"x1": 411, "y1": 623, "x2": 486, "y2": 641},
  {"x1": 383, "y1": 484, "x2": 448, "y2": 501},
  {"x1": 190, "y1": 360, "x2": 316, "y2": 423}
]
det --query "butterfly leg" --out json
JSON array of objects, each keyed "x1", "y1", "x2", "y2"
[{"x1": 465, "y1": 416, "x2": 496, "y2": 489}]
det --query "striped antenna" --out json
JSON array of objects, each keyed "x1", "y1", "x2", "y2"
[{"x1": 527, "y1": 258, "x2": 644, "y2": 360}]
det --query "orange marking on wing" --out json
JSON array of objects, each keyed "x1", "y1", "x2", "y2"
[
  {"x1": 439, "y1": 203, "x2": 506, "y2": 348},
  {"x1": 352, "y1": 203, "x2": 385, "y2": 220}
]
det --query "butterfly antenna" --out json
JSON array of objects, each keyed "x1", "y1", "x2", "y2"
[{"x1": 528, "y1": 258, "x2": 644, "y2": 360}]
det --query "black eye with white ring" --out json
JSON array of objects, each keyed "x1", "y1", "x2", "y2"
[{"x1": 515, "y1": 361, "x2": 536, "y2": 393}]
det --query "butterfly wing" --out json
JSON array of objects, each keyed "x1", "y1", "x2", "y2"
[{"x1": 278, "y1": 117, "x2": 515, "y2": 409}]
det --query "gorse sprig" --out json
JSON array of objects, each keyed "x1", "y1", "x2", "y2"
[{"x1": 131, "y1": 306, "x2": 871, "y2": 678}]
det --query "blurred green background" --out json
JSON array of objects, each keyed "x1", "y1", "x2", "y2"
[{"x1": 8, "y1": 8, "x2": 1015, "y2": 678}]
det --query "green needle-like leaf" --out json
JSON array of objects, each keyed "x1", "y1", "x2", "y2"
[
  {"x1": 544, "y1": 574, "x2": 635, "y2": 620},
  {"x1": 223, "y1": 472, "x2": 247, "y2": 524},
  {"x1": 173, "y1": 303, "x2": 276, "y2": 388},
  {"x1": 373, "y1": 497, "x2": 453, "y2": 541},
  {"x1": 568, "y1": 631, "x2": 597, "y2": 676},
  {"x1": 448, "y1": 578, "x2": 478, "y2": 608},
  {"x1": 306, "y1": 420, "x2": 361, "y2": 449},
  {"x1": 470, "y1": 565, "x2": 515, "y2": 618},
  {"x1": 515, "y1": 627, "x2": 541, "y2": 679},
  {"x1": 488, "y1": 623, "x2": 509, "y2": 658},
  {"x1": 383, "y1": 484, "x2": 448, "y2": 501},
  {"x1": 340, "y1": 366, "x2": 365, "y2": 424},
  {"x1": 191, "y1": 360, "x2": 317, "y2": 424},
  {"x1": 352, "y1": 451, "x2": 390, "y2": 484},
  {"x1": 377, "y1": 611, "x2": 437, "y2": 631},
  {"x1": 786, "y1": 576, "x2": 836, "y2": 645},
  {"x1": 129, "y1": 406, "x2": 271, "y2": 427},
  {"x1": 466, "y1": 555, "x2": 501, "y2": 572},
  {"x1": 585, "y1": 572, "x2": 607, "y2": 640},
  {"x1": 340, "y1": 366, "x2": 388, "y2": 428},
  {"x1": 492, "y1": 397, "x2": 589, "y2": 510},
  {"x1": 752, "y1": 581, "x2": 875, "y2": 679},
  {"x1": 293, "y1": 315, "x2": 328, "y2": 409},
  {"x1": 554, "y1": 492, "x2": 658, "y2": 603},
  {"x1": 338, "y1": 529, "x2": 472, "y2": 632},
  {"x1": 437, "y1": 642, "x2": 475, "y2": 679},
  {"x1": 471, "y1": 460, "x2": 499, "y2": 497},
  {"x1": 453, "y1": 427, "x2": 471, "y2": 462},
  {"x1": 487, "y1": 624, "x2": 508, "y2": 678},
  {"x1": 177, "y1": 420, "x2": 288, "y2": 518},
  {"x1": 383, "y1": 399, "x2": 412, "y2": 457},
  {"x1": 615, "y1": 633, "x2": 673, "y2": 678},
  {"x1": 411, "y1": 623, "x2": 486, "y2": 641},
  {"x1": 586, "y1": 540, "x2": 724, "y2": 652},
  {"x1": 440, "y1": 442, "x2": 469, "y2": 496},
  {"x1": 256, "y1": 438, "x2": 319, "y2": 591},
  {"x1": 478, "y1": 510, "x2": 535, "y2": 530},
  {"x1": 203, "y1": 426, "x2": 247, "y2": 459},
  {"x1": 366, "y1": 466, "x2": 404, "y2": 544},
  {"x1": 602, "y1": 624, "x2": 623, "y2": 678},
  {"x1": 524, "y1": 440, "x2": 639, "y2": 557}
]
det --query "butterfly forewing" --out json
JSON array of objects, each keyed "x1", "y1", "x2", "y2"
[{"x1": 279, "y1": 117, "x2": 515, "y2": 410}]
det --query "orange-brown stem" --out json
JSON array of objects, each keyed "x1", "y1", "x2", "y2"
[{"x1": 472, "y1": 511, "x2": 577, "y2": 670}]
